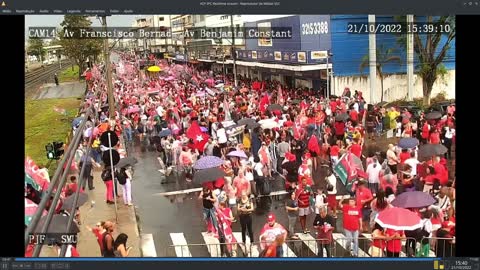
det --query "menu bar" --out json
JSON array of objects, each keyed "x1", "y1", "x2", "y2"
[{"x1": 1, "y1": 0, "x2": 479, "y2": 14}]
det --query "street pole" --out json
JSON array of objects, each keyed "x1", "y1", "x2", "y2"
[
  {"x1": 108, "y1": 133, "x2": 118, "y2": 222},
  {"x1": 102, "y1": 16, "x2": 116, "y2": 120},
  {"x1": 230, "y1": 15, "x2": 237, "y2": 87},
  {"x1": 326, "y1": 53, "x2": 329, "y2": 99},
  {"x1": 407, "y1": 15, "x2": 414, "y2": 101},
  {"x1": 368, "y1": 15, "x2": 377, "y2": 105}
]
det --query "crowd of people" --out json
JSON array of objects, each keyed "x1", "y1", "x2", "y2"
[{"x1": 27, "y1": 50, "x2": 456, "y2": 257}]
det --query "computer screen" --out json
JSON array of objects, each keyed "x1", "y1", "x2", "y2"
[{"x1": 2, "y1": 0, "x2": 477, "y2": 269}]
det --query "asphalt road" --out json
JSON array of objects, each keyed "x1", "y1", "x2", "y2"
[{"x1": 128, "y1": 137, "x2": 355, "y2": 257}]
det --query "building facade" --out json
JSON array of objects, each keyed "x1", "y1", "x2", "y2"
[
  {"x1": 236, "y1": 15, "x2": 332, "y2": 93},
  {"x1": 330, "y1": 15, "x2": 456, "y2": 103}
]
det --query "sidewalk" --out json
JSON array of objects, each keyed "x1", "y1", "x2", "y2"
[{"x1": 76, "y1": 167, "x2": 141, "y2": 257}]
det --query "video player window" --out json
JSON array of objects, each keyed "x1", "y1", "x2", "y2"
[{"x1": 17, "y1": 3, "x2": 463, "y2": 268}]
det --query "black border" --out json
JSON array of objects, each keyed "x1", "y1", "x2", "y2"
[
  {"x1": 0, "y1": 15, "x2": 26, "y2": 257},
  {"x1": 2, "y1": 14, "x2": 478, "y2": 259},
  {"x1": 453, "y1": 15, "x2": 478, "y2": 257}
]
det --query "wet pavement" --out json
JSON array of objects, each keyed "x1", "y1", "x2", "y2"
[{"x1": 128, "y1": 138, "x2": 349, "y2": 257}]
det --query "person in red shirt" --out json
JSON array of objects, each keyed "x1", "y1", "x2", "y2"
[
  {"x1": 87, "y1": 222, "x2": 106, "y2": 255},
  {"x1": 429, "y1": 128, "x2": 441, "y2": 144},
  {"x1": 349, "y1": 109, "x2": 359, "y2": 125},
  {"x1": 330, "y1": 99, "x2": 337, "y2": 114},
  {"x1": 399, "y1": 149, "x2": 410, "y2": 164},
  {"x1": 421, "y1": 122, "x2": 430, "y2": 144},
  {"x1": 355, "y1": 181, "x2": 374, "y2": 232},
  {"x1": 433, "y1": 156, "x2": 449, "y2": 186},
  {"x1": 334, "y1": 121, "x2": 346, "y2": 141},
  {"x1": 259, "y1": 214, "x2": 288, "y2": 256},
  {"x1": 339, "y1": 196, "x2": 362, "y2": 257},
  {"x1": 296, "y1": 177, "x2": 313, "y2": 234},
  {"x1": 330, "y1": 141, "x2": 341, "y2": 166},
  {"x1": 349, "y1": 138, "x2": 362, "y2": 158},
  {"x1": 385, "y1": 228, "x2": 406, "y2": 257}
]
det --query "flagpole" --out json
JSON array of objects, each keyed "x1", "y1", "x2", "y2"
[{"x1": 108, "y1": 132, "x2": 118, "y2": 222}]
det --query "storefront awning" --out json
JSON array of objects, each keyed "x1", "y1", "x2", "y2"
[
  {"x1": 198, "y1": 59, "x2": 216, "y2": 63},
  {"x1": 223, "y1": 59, "x2": 332, "y2": 71}
]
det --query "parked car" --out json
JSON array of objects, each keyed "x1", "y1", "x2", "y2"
[
  {"x1": 386, "y1": 101, "x2": 423, "y2": 120},
  {"x1": 427, "y1": 100, "x2": 455, "y2": 115}
]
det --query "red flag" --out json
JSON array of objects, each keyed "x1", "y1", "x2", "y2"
[
  {"x1": 186, "y1": 121, "x2": 209, "y2": 152},
  {"x1": 308, "y1": 135, "x2": 320, "y2": 155},
  {"x1": 259, "y1": 95, "x2": 270, "y2": 113},
  {"x1": 277, "y1": 85, "x2": 284, "y2": 104}
]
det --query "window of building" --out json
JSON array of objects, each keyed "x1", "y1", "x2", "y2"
[{"x1": 159, "y1": 17, "x2": 164, "y2": 21}]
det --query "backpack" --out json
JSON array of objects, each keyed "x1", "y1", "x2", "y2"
[
  {"x1": 117, "y1": 169, "x2": 128, "y2": 185},
  {"x1": 101, "y1": 169, "x2": 112, "y2": 182}
]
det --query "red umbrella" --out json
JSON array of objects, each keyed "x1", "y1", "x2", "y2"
[{"x1": 374, "y1": 207, "x2": 422, "y2": 231}]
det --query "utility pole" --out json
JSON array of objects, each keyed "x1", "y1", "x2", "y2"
[
  {"x1": 101, "y1": 16, "x2": 115, "y2": 120},
  {"x1": 368, "y1": 15, "x2": 377, "y2": 104},
  {"x1": 326, "y1": 52, "x2": 329, "y2": 99},
  {"x1": 407, "y1": 15, "x2": 414, "y2": 101},
  {"x1": 230, "y1": 15, "x2": 237, "y2": 87}
]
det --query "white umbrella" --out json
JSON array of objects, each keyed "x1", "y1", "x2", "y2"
[{"x1": 258, "y1": 119, "x2": 279, "y2": 129}]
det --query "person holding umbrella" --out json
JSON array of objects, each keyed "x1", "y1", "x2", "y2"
[{"x1": 385, "y1": 228, "x2": 406, "y2": 257}]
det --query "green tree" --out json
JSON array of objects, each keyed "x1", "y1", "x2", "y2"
[
  {"x1": 360, "y1": 45, "x2": 401, "y2": 103},
  {"x1": 59, "y1": 15, "x2": 102, "y2": 79},
  {"x1": 397, "y1": 16, "x2": 455, "y2": 106},
  {"x1": 27, "y1": 38, "x2": 45, "y2": 62}
]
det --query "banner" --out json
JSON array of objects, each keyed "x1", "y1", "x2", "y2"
[
  {"x1": 334, "y1": 153, "x2": 366, "y2": 186},
  {"x1": 25, "y1": 157, "x2": 50, "y2": 191}
]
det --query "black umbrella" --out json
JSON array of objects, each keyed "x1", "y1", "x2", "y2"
[
  {"x1": 418, "y1": 144, "x2": 448, "y2": 161},
  {"x1": 115, "y1": 156, "x2": 138, "y2": 169},
  {"x1": 237, "y1": 118, "x2": 260, "y2": 129},
  {"x1": 425, "y1": 111, "x2": 442, "y2": 120},
  {"x1": 335, "y1": 113, "x2": 349, "y2": 122},
  {"x1": 193, "y1": 168, "x2": 226, "y2": 184},
  {"x1": 61, "y1": 193, "x2": 88, "y2": 211},
  {"x1": 33, "y1": 214, "x2": 80, "y2": 234},
  {"x1": 267, "y1": 104, "x2": 283, "y2": 111}
]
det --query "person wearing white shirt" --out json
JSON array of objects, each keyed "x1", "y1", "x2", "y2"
[
  {"x1": 353, "y1": 101, "x2": 359, "y2": 113},
  {"x1": 404, "y1": 152, "x2": 420, "y2": 176},
  {"x1": 366, "y1": 157, "x2": 382, "y2": 195},
  {"x1": 443, "y1": 126, "x2": 455, "y2": 159},
  {"x1": 325, "y1": 170, "x2": 338, "y2": 218},
  {"x1": 315, "y1": 188, "x2": 327, "y2": 216}
]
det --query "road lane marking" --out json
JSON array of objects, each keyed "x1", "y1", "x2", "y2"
[
  {"x1": 296, "y1": 233, "x2": 320, "y2": 255},
  {"x1": 140, "y1": 234, "x2": 157, "y2": 257},
  {"x1": 232, "y1": 232, "x2": 259, "y2": 257},
  {"x1": 156, "y1": 188, "x2": 350, "y2": 200},
  {"x1": 332, "y1": 233, "x2": 370, "y2": 257},
  {"x1": 282, "y1": 243, "x2": 297, "y2": 257},
  {"x1": 201, "y1": 232, "x2": 221, "y2": 257},
  {"x1": 169, "y1": 233, "x2": 192, "y2": 257}
]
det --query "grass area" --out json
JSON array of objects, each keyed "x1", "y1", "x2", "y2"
[
  {"x1": 25, "y1": 98, "x2": 81, "y2": 175},
  {"x1": 58, "y1": 65, "x2": 80, "y2": 82}
]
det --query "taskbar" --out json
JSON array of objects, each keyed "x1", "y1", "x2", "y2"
[{"x1": 0, "y1": 257, "x2": 478, "y2": 270}]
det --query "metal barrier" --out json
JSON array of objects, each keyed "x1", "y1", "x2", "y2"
[
  {"x1": 421, "y1": 237, "x2": 455, "y2": 258},
  {"x1": 167, "y1": 235, "x2": 455, "y2": 258}
]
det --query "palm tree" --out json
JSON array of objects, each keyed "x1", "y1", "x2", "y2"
[{"x1": 360, "y1": 45, "x2": 401, "y2": 102}]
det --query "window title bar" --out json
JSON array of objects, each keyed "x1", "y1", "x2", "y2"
[{"x1": 2, "y1": 0, "x2": 479, "y2": 14}]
